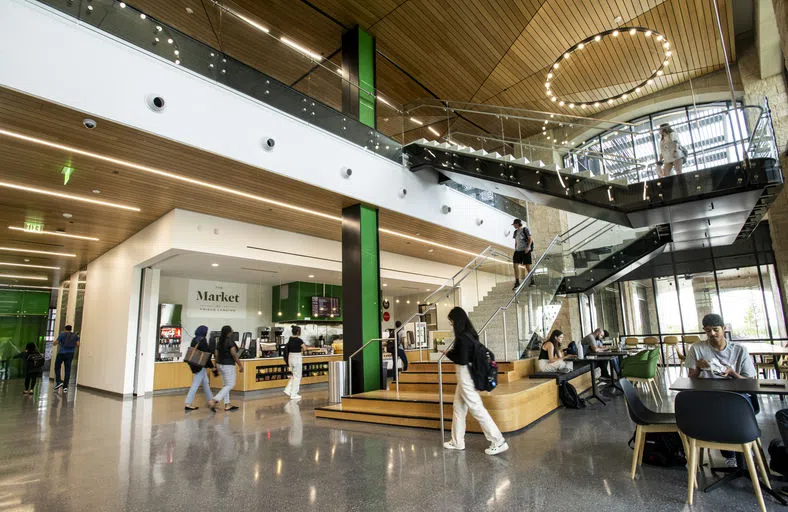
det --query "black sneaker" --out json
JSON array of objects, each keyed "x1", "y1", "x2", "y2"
[
  {"x1": 529, "y1": 280, "x2": 536, "y2": 287},
  {"x1": 512, "y1": 281, "x2": 520, "y2": 290},
  {"x1": 54, "y1": 383, "x2": 63, "y2": 390},
  {"x1": 62, "y1": 387, "x2": 68, "y2": 393}
]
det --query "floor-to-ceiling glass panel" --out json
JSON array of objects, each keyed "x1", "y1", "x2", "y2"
[
  {"x1": 760, "y1": 264, "x2": 787, "y2": 339},
  {"x1": 655, "y1": 277, "x2": 682, "y2": 334},
  {"x1": 621, "y1": 280, "x2": 657, "y2": 335},
  {"x1": 716, "y1": 267, "x2": 769, "y2": 340},
  {"x1": 678, "y1": 272, "x2": 719, "y2": 333}
]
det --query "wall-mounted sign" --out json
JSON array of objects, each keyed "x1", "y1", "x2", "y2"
[
  {"x1": 187, "y1": 280, "x2": 246, "y2": 318},
  {"x1": 383, "y1": 311, "x2": 391, "y2": 322},
  {"x1": 382, "y1": 300, "x2": 390, "y2": 310}
]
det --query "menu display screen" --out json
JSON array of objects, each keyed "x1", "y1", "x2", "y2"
[{"x1": 311, "y1": 296, "x2": 340, "y2": 318}]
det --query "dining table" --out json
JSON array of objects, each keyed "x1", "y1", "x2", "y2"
[{"x1": 734, "y1": 342, "x2": 788, "y2": 378}]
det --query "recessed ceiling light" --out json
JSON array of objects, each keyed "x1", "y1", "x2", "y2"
[
  {"x1": 308, "y1": 274, "x2": 315, "y2": 278},
  {"x1": 382, "y1": 283, "x2": 388, "y2": 287},
  {"x1": 0, "y1": 247, "x2": 76, "y2": 257},
  {"x1": 62, "y1": 213, "x2": 73, "y2": 219},
  {"x1": 185, "y1": 7, "x2": 194, "y2": 14},
  {"x1": 395, "y1": 299, "x2": 400, "y2": 303},
  {"x1": 406, "y1": 300, "x2": 410, "y2": 304},
  {"x1": 614, "y1": 16, "x2": 623, "y2": 24},
  {"x1": 9, "y1": 227, "x2": 99, "y2": 241},
  {"x1": 425, "y1": 289, "x2": 431, "y2": 292},
  {"x1": 0, "y1": 262, "x2": 60, "y2": 270},
  {"x1": 92, "y1": 189, "x2": 101, "y2": 194},
  {"x1": 24, "y1": 259, "x2": 30, "y2": 262},
  {"x1": 211, "y1": 263, "x2": 219, "y2": 267},
  {"x1": 0, "y1": 274, "x2": 47, "y2": 281},
  {"x1": 140, "y1": 13, "x2": 146, "y2": 19},
  {"x1": 257, "y1": 310, "x2": 262, "y2": 315}
]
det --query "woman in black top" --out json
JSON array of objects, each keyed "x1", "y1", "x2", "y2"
[
  {"x1": 443, "y1": 307, "x2": 508, "y2": 456},
  {"x1": 537, "y1": 329, "x2": 574, "y2": 373},
  {"x1": 209, "y1": 325, "x2": 244, "y2": 412},
  {"x1": 15, "y1": 342, "x2": 44, "y2": 395},
  {"x1": 283, "y1": 326, "x2": 305, "y2": 400},
  {"x1": 184, "y1": 325, "x2": 216, "y2": 411}
]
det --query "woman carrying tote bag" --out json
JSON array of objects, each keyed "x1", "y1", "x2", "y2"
[{"x1": 184, "y1": 325, "x2": 216, "y2": 411}]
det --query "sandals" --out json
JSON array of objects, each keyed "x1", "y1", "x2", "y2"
[
  {"x1": 208, "y1": 400, "x2": 218, "y2": 412},
  {"x1": 184, "y1": 405, "x2": 199, "y2": 411},
  {"x1": 224, "y1": 405, "x2": 239, "y2": 412}
]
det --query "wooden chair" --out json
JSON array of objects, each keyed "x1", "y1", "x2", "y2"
[
  {"x1": 620, "y1": 379, "x2": 689, "y2": 480},
  {"x1": 663, "y1": 336, "x2": 680, "y2": 366},
  {"x1": 624, "y1": 337, "x2": 640, "y2": 349},
  {"x1": 676, "y1": 391, "x2": 771, "y2": 512},
  {"x1": 677, "y1": 335, "x2": 700, "y2": 375}
]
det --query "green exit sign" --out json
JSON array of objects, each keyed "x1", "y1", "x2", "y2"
[{"x1": 23, "y1": 221, "x2": 43, "y2": 232}]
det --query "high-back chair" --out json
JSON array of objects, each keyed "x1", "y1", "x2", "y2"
[
  {"x1": 624, "y1": 337, "x2": 640, "y2": 349},
  {"x1": 620, "y1": 379, "x2": 687, "y2": 479},
  {"x1": 675, "y1": 391, "x2": 771, "y2": 512},
  {"x1": 663, "y1": 335, "x2": 680, "y2": 366},
  {"x1": 677, "y1": 335, "x2": 701, "y2": 374},
  {"x1": 621, "y1": 349, "x2": 662, "y2": 404}
]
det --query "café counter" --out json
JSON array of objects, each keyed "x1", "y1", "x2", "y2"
[{"x1": 153, "y1": 354, "x2": 343, "y2": 393}]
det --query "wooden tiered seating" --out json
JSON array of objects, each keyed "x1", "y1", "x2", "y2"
[{"x1": 315, "y1": 358, "x2": 593, "y2": 433}]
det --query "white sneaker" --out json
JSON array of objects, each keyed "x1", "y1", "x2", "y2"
[
  {"x1": 725, "y1": 456, "x2": 738, "y2": 468},
  {"x1": 443, "y1": 441, "x2": 464, "y2": 451},
  {"x1": 290, "y1": 394, "x2": 302, "y2": 400},
  {"x1": 485, "y1": 441, "x2": 509, "y2": 455},
  {"x1": 282, "y1": 389, "x2": 290, "y2": 396}
]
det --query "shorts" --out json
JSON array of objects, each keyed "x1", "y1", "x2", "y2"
[{"x1": 513, "y1": 250, "x2": 532, "y2": 265}]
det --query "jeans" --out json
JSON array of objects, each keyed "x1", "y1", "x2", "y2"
[
  {"x1": 451, "y1": 365, "x2": 504, "y2": 448},
  {"x1": 214, "y1": 364, "x2": 236, "y2": 404},
  {"x1": 398, "y1": 348, "x2": 409, "y2": 371},
  {"x1": 185, "y1": 368, "x2": 213, "y2": 405},
  {"x1": 284, "y1": 353, "x2": 302, "y2": 398},
  {"x1": 25, "y1": 373, "x2": 40, "y2": 391},
  {"x1": 55, "y1": 352, "x2": 75, "y2": 386}
]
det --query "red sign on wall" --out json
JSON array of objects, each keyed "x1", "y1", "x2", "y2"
[{"x1": 383, "y1": 312, "x2": 391, "y2": 322}]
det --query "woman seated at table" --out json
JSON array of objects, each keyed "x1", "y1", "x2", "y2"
[{"x1": 537, "y1": 330, "x2": 575, "y2": 373}]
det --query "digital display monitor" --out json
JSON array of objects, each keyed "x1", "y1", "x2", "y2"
[{"x1": 311, "y1": 296, "x2": 340, "y2": 318}]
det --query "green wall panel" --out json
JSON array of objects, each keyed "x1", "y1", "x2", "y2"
[
  {"x1": 359, "y1": 206, "x2": 381, "y2": 390},
  {"x1": 357, "y1": 29, "x2": 376, "y2": 129}
]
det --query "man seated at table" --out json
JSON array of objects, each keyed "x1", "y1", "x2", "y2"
[
  {"x1": 685, "y1": 314, "x2": 756, "y2": 380},
  {"x1": 582, "y1": 328, "x2": 617, "y2": 378}
]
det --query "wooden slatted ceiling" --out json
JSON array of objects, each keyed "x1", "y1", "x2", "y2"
[
  {"x1": 120, "y1": 0, "x2": 734, "y2": 142},
  {"x1": 0, "y1": 87, "x2": 507, "y2": 288}
]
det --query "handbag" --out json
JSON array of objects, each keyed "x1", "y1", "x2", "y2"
[{"x1": 184, "y1": 339, "x2": 211, "y2": 368}]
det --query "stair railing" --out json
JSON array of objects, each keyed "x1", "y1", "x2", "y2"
[{"x1": 437, "y1": 233, "x2": 562, "y2": 442}]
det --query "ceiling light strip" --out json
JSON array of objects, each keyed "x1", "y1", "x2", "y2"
[
  {"x1": 0, "y1": 179, "x2": 140, "y2": 212},
  {"x1": 0, "y1": 284, "x2": 60, "y2": 290},
  {"x1": 0, "y1": 262, "x2": 61, "y2": 270},
  {"x1": 0, "y1": 246, "x2": 76, "y2": 258},
  {"x1": 8, "y1": 226, "x2": 99, "y2": 241},
  {"x1": 0, "y1": 128, "x2": 341, "y2": 222},
  {"x1": 378, "y1": 228, "x2": 509, "y2": 263},
  {"x1": 0, "y1": 274, "x2": 47, "y2": 281}
]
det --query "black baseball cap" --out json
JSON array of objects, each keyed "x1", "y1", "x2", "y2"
[{"x1": 512, "y1": 218, "x2": 523, "y2": 226}]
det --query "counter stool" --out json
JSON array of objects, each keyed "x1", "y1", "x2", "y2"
[{"x1": 663, "y1": 336, "x2": 680, "y2": 366}]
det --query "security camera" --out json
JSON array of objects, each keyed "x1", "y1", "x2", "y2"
[
  {"x1": 146, "y1": 95, "x2": 166, "y2": 112},
  {"x1": 82, "y1": 118, "x2": 97, "y2": 129},
  {"x1": 441, "y1": 205, "x2": 452, "y2": 214},
  {"x1": 341, "y1": 167, "x2": 353, "y2": 178},
  {"x1": 264, "y1": 138, "x2": 276, "y2": 150},
  {"x1": 398, "y1": 188, "x2": 407, "y2": 198},
  {"x1": 476, "y1": 218, "x2": 484, "y2": 226}
]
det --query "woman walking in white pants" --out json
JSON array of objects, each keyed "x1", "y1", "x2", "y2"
[
  {"x1": 209, "y1": 325, "x2": 244, "y2": 412},
  {"x1": 443, "y1": 307, "x2": 509, "y2": 456},
  {"x1": 283, "y1": 325, "x2": 305, "y2": 400}
]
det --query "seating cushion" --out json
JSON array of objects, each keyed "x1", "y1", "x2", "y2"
[{"x1": 530, "y1": 364, "x2": 590, "y2": 383}]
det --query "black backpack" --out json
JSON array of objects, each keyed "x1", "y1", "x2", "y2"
[
  {"x1": 769, "y1": 439, "x2": 788, "y2": 476},
  {"x1": 628, "y1": 431, "x2": 686, "y2": 467},
  {"x1": 470, "y1": 341, "x2": 498, "y2": 392},
  {"x1": 28, "y1": 352, "x2": 44, "y2": 371},
  {"x1": 559, "y1": 381, "x2": 585, "y2": 409}
]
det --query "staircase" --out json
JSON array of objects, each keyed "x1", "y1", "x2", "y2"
[{"x1": 467, "y1": 281, "x2": 520, "y2": 358}]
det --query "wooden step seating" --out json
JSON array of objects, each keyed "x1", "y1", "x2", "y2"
[{"x1": 315, "y1": 358, "x2": 593, "y2": 433}]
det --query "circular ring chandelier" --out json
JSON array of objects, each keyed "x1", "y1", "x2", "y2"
[{"x1": 545, "y1": 27, "x2": 673, "y2": 109}]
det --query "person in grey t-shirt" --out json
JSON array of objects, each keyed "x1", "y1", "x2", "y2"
[{"x1": 685, "y1": 314, "x2": 756, "y2": 379}]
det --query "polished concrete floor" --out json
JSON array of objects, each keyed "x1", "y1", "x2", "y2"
[{"x1": 0, "y1": 369, "x2": 786, "y2": 511}]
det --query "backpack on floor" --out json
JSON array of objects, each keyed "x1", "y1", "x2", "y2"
[
  {"x1": 769, "y1": 439, "x2": 788, "y2": 476},
  {"x1": 470, "y1": 342, "x2": 498, "y2": 392},
  {"x1": 628, "y1": 431, "x2": 686, "y2": 467},
  {"x1": 559, "y1": 381, "x2": 585, "y2": 409},
  {"x1": 28, "y1": 352, "x2": 44, "y2": 371}
]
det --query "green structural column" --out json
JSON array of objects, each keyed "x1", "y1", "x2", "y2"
[
  {"x1": 342, "y1": 204, "x2": 382, "y2": 393},
  {"x1": 341, "y1": 26, "x2": 376, "y2": 129}
]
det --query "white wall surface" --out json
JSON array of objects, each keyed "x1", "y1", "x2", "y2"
[{"x1": 0, "y1": 0, "x2": 514, "y2": 249}]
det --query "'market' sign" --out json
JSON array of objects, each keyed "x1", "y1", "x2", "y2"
[{"x1": 187, "y1": 280, "x2": 247, "y2": 318}]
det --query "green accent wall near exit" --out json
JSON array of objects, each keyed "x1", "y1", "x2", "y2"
[
  {"x1": 359, "y1": 206, "x2": 381, "y2": 391},
  {"x1": 271, "y1": 282, "x2": 343, "y2": 323},
  {"x1": 357, "y1": 29, "x2": 376, "y2": 129}
]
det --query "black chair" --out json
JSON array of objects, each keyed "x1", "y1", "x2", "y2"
[
  {"x1": 675, "y1": 390, "x2": 771, "y2": 512},
  {"x1": 619, "y1": 378, "x2": 688, "y2": 479}
]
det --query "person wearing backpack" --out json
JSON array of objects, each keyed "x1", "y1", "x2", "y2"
[
  {"x1": 184, "y1": 325, "x2": 216, "y2": 411},
  {"x1": 511, "y1": 218, "x2": 535, "y2": 290},
  {"x1": 442, "y1": 307, "x2": 508, "y2": 456},
  {"x1": 15, "y1": 342, "x2": 44, "y2": 395},
  {"x1": 53, "y1": 325, "x2": 79, "y2": 392}
]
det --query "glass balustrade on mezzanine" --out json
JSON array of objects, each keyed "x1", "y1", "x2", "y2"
[{"x1": 33, "y1": 0, "x2": 403, "y2": 162}]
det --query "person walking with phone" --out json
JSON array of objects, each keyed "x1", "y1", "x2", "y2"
[
  {"x1": 184, "y1": 325, "x2": 216, "y2": 411},
  {"x1": 442, "y1": 307, "x2": 509, "y2": 456},
  {"x1": 209, "y1": 325, "x2": 243, "y2": 412},
  {"x1": 53, "y1": 325, "x2": 79, "y2": 392}
]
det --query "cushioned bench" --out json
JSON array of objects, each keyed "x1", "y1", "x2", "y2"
[{"x1": 529, "y1": 363, "x2": 591, "y2": 383}]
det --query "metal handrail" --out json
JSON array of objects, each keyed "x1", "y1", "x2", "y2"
[{"x1": 437, "y1": 233, "x2": 563, "y2": 441}]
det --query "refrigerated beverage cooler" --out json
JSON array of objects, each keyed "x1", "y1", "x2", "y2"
[{"x1": 157, "y1": 303, "x2": 183, "y2": 361}]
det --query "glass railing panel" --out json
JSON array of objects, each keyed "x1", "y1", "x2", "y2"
[{"x1": 561, "y1": 218, "x2": 652, "y2": 276}]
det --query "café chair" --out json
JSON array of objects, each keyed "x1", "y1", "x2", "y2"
[
  {"x1": 621, "y1": 349, "x2": 662, "y2": 405},
  {"x1": 620, "y1": 378, "x2": 689, "y2": 480},
  {"x1": 663, "y1": 336, "x2": 681, "y2": 366},
  {"x1": 675, "y1": 390, "x2": 771, "y2": 512},
  {"x1": 677, "y1": 335, "x2": 701, "y2": 374},
  {"x1": 624, "y1": 337, "x2": 640, "y2": 349}
]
